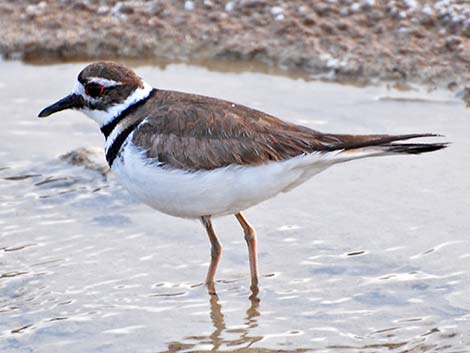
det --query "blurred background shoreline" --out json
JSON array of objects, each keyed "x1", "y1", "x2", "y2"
[
  {"x1": 2, "y1": 2, "x2": 470, "y2": 352},
  {"x1": 1, "y1": 0, "x2": 470, "y2": 89}
]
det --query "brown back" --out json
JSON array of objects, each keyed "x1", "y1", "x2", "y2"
[{"x1": 132, "y1": 90, "x2": 432, "y2": 170}]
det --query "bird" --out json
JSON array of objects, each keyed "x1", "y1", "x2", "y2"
[{"x1": 38, "y1": 61, "x2": 447, "y2": 294}]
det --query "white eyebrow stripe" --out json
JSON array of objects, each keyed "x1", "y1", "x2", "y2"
[{"x1": 87, "y1": 77, "x2": 122, "y2": 87}]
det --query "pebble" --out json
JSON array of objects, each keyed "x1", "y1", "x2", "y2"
[
  {"x1": 184, "y1": 1, "x2": 194, "y2": 11},
  {"x1": 271, "y1": 6, "x2": 283, "y2": 16},
  {"x1": 225, "y1": 1, "x2": 234, "y2": 12}
]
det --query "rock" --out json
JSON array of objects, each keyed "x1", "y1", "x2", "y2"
[
  {"x1": 445, "y1": 36, "x2": 462, "y2": 51},
  {"x1": 239, "y1": 0, "x2": 268, "y2": 9},
  {"x1": 336, "y1": 20, "x2": 348, "y2": 31},
  {"x1": 302, "y1": 15, "x2": 316, "y2": 26},
  {"x1": 119, "y1": 4, "x2": 135, "y2": 15},
  {"x1": 313, "y1": 3, "x2": 331, "y2": 17},
  {"x1": 59, "y1": 148, "x2": 109, "y2": 176},
  {"x1": 320, "y1": 22, "x2": 335, "y2": 35}
]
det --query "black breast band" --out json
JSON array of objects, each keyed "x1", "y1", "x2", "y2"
[
  {"x1": 105, "y1": 120, "x2": 142, "y2": 167},
  {"x1": 100, "y1": 88, "x2": 157, "y2": 138},
  {"x1": 102, "y1": 89, "x2": 157, "y2": 167}
]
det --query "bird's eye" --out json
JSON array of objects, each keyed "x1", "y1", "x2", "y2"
[{"x1": 85, "y1": 82, "x2": 105, "y2": 98}]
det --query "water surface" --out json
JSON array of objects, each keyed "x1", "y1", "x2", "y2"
[{"x1": 1, "y1": 59, "x2": 470, "y2": 353}]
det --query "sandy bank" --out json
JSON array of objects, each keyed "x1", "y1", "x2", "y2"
[{"x1": 1, "y1": 0, "x2": 470, "y2": 88}]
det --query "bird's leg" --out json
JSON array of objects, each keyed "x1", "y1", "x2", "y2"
[
  {"x1": 235, "y1": 212, "x2": 259, "y2": 295},
  {"x1": 201, "y1": 215, "x2": 222, "y2": 293}
]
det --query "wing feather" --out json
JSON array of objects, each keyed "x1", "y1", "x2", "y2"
[{"x1": 132, "y1": 90, "x2": 438, "y2": 170}]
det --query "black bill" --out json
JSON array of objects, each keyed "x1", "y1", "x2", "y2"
[{"x1": 38, "y1": 94, "x2": 83, "y2": 118}]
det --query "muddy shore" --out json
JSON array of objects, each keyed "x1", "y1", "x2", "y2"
[{"x1": 1, "y1": 0, "x2": 470, "y2": 88}]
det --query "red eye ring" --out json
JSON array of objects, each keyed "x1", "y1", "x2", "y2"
[{"x1": 85, "y1": 82, "x2": 105, "y2": 98}]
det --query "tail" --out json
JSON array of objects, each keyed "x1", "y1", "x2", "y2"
[
  {"x1": 283, "y1": 133, "x2": 447, "y2": 193},
  {"x1": 328, "y1": 133, "x2": 449, "y2": 161},
  {"x1": 379, "y1": 142, "x2": 448, "y2": 155}
]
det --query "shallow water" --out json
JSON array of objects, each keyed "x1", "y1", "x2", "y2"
[{"x1": 1, "y1": 59, "x2": 470, "y2": 353}]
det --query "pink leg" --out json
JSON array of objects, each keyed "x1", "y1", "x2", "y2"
[
  {"x1": 201, "y1": 216, "x2": 222, "y2": 293},
  {"x1": 235, "y1": 212, "x2": 259, "y2": 294}
]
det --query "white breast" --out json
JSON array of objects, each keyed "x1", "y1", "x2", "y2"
[{"x1": 111, "y1": 138, "x2": 341, "y2": 219}]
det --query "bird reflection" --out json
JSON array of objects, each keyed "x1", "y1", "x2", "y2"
[
  {"x1": 208, "y1": 293, "x2": 225, "y2": 351},
  {"x1": 164, "y1": 291, "x2": 262, "y2": 352}
]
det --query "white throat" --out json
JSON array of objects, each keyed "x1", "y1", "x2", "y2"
[{"x1": 77, "y1": 81, "x2": 153, "y2": 127}]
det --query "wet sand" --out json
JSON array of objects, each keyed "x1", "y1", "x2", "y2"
[{"x1": 1, "y1": 59, "x2": 470, "y2": 352}]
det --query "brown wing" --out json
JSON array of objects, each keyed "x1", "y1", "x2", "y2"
[{"x1": 132, "y1": 90, "x2": 436, "y2": 170}]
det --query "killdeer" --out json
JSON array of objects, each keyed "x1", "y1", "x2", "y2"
[{"x1": 38, "y1": 62, "x2": 447, "y2": 293}]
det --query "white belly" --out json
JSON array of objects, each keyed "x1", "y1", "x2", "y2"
[{"x1": 112, "y1": 140, "x2": 339, "y2": 218}]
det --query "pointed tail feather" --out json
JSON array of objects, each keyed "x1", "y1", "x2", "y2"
[
  {"x1": 334, "y1": 135, "x2": 448, "y2": 162},
  {"x1": 380, "y1": 142, "x2": 449, "y2": 155},
  {"x1": 321, "y1": 133, "x2": 445, "y2": 151}
]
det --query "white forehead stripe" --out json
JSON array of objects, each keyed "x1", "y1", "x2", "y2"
[
  {"x1": 72, "y1": 77, "x2": 122, "y2": 102},
  {"x1": 87, "y1": 77, "x2": 122, "y2": 88}
]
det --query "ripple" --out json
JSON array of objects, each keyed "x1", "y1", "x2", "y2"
[
  {"x1": 103, "y1": 325, "x2": 146, "y2": 335},
  {"x1": 410, "y1": 241, "x2": 465, "y2": 260},
  {"x1": 0, "y1": 271, "x2": 29, "y2": 279},
  {"x1": 1, "y1": 60, "x2": 469, "y2": 353},
  {"x1": 0, "y1": 244, "x2": 36, "y2": 252},
  {"x1": 4, "y1": 174, "x2": 41, "y2": 181}
]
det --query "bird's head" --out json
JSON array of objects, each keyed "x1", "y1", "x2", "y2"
[{"x1": 38, "y1": 62, "x2": 153, "y2": 127}]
